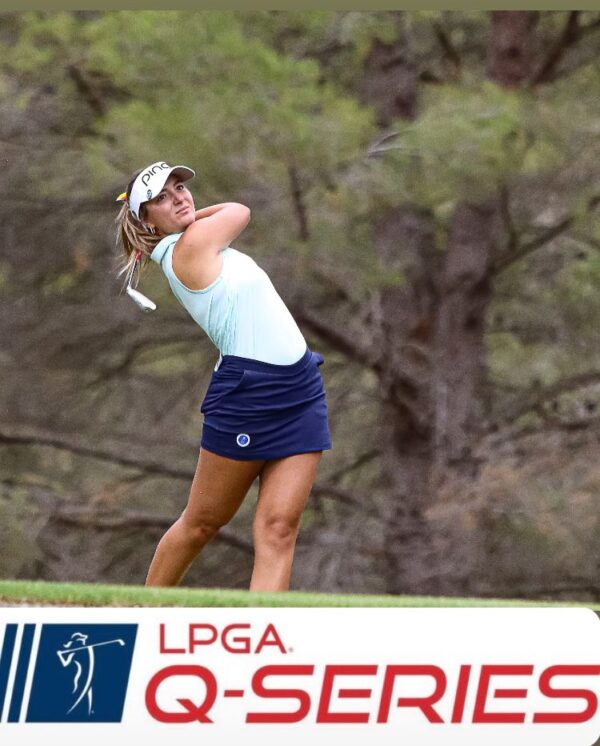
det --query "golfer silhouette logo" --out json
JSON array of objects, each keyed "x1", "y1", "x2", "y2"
[
  {"x1": 56, "y1": 632, "x2": 125, "y2": 716},
  {"x1": 25, "y1": 623, "x2": 137, "y2": 723}
]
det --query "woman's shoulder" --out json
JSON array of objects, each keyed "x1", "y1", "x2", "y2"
[
  {"x1": 150, "y1": 232, "x2": 184, "y2": 266},
  {"x1": 151, "y1": 234, "x2": 242, "y2": 266}
]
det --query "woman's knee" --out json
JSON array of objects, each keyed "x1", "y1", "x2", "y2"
[
  {"x1": 178, "y1": 510, "x2": 224, "y2": 548},
  {"x1": 253, "y1": 514, "x2": 300, "y2": 553}
]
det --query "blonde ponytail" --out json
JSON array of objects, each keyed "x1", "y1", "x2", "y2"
[{"x1": 114, "y1": 169, "x2": 163, "y2": 292}]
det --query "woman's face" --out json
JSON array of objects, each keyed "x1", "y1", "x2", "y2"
[{"x1": 142, "y1": 173, "x2": 196, "y2": 235}]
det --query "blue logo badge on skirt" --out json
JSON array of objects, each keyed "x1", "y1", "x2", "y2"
[{"x1": 236, "y1": 433, "x2": 251, "y2": 447}]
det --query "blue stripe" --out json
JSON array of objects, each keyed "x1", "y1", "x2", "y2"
[
  {"x1": 8, "y1": 624, "x2": 35, "y2": 722},
  {"x1": 0, "y1": 624, "x2": 17, "y2": 722}
]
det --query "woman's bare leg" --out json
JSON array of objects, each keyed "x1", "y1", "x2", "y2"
[
  {"x1": 145, "y1": 447, "x2": 265, "y2": 587},
  {"x1": 250, "y1": 451, "x2": 322, "y2": 592}
]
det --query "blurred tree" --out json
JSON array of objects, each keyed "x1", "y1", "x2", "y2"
[
  {"x1": 234, "y1": 10, "x2": 600, "y2": 595},
  {"x1": 1, "y1": 10, "x2": 600, "y2": 597}
]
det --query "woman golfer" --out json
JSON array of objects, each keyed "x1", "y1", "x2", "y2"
[{"x1": 115, "y1": 161, "x2": 332, "y2": 591}]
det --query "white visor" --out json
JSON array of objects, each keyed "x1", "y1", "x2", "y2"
[{"x1": 129, "y1": 161, "x2": 195, "y2": 219}]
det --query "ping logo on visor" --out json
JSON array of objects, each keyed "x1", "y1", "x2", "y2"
[
  {"x1": 127, "y1": 161, "x2": 195, "y2": 219},
  {"x1": 141, "y1": 161, "x2": 170, "y2": 187}
]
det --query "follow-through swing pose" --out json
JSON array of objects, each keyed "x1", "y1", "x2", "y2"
[{"x1": 114, "y1": 161, "x2": 332, "y2": 591}]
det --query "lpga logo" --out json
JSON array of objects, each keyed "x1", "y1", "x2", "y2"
[
  {"x1": 57, "y1": 631, "x2": 126, "y2": 716},
  {"x1": 0, "y1": 623, "x2": 137, "y2": 723}
]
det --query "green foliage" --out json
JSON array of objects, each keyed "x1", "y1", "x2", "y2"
[
  {"x1": 486, "y1": 332, "x2": 561, "y2": 388},
  {"x1": 2, "y1": 11, "x2": 377, "y2": 253},
  {"x1": 333, "y1": 12, "x2": 397, "y2": 62},
  {"x1": 487, "y1": 205, "x2": 600, "y2": 397},
  {"x1": 87, "y1": 12, "x2": 375, "y2": 185},
  {"x1": 40, "y1": 270, "x2": 81, "y2": 296},
  {"x1": 381, "y1": 82, "x2": 567, "y2": 206}
]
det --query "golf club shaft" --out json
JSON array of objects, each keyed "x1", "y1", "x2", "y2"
[
  {"x1": 57, "y1": 640, "x2": 124, "y2": 656},
  {"x1": 125, "y1": 253, "x2": 139, "y2": 290}
]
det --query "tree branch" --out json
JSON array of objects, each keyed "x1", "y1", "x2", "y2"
[
  {"x1": 304, "y1": 263, "x2": 361, "y2": 307},
  {"x1": 325, "y1": 449, "x2": 381, "y2": 482},
  {"x1": 292, "y1": 304, "x2": 381, "y2": 370},
  {"x1": 52, "y1": 506, "x2": 254, "y2": 554},
  {"x1": 288, "y1": 161, "x2": 309, "y2": 242},
  {"x1": 84, "y1": 334, "x2": 203, "y2": 386},
  {"x1": 365, "y1": 128, "x2": 404, "y2": 157},
  {"x1": 492, "y1": 193, "x2": 600, "y2": 275},
  {"x1": 530, "y1": 11, "x2": 581, "y2": 85},
  {"x1": 432, "y1": 20, "x2": 462, "y2": 80},
  {"x1": 0, "y1": 422, "x2": 194, "y2": 480},
  {"x1": 0, "y1": 422, "x2": 389, "y2": 526},
  {"x1": 498, "y1": 182, "x2": 518, "y2": 254},
  {"x1": 528, "y1": 12, "x2": 600, "y2": 87},
  {"x1": 67, "y1": 63, "x2": 106, "y2": 117},
  {"x1": 293, "y1": 304, "x2": 423, "y2": 428},
  {"x1": 495, "y1": 370, "x2": 600, "y2": 426},
  {"x1": 489, "y1": 413, "x2": 600, "y2": 445}
]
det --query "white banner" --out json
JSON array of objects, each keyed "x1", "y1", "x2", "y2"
[{"x1": 0, "y1": 607, "x2": 599, "y2": 746}]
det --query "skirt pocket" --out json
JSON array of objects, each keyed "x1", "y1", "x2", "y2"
[
  {"x1": 200, "y1": 368, "x2": 248, "y2": 414},
  {"x1": 220, "y1": 366, "x2": 324, "y2": 416},
  {"x1": 202, "y1": 350, "x2": 325, "y2": 417}
]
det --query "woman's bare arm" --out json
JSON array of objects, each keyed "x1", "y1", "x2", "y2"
[
  {"x1": 183, "y1": 203, "x2": 250, "y2": 253},
  {"x1": 193, "y1": 203, "x2": 232, "y2": 221},
  {"x1": 171, "y1": 202, "x2": 251, "y2": 290}
]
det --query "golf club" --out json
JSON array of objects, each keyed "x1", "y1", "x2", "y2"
[
  {"x1": 56, "y1": 639, "x2": 125, "y2": 659},
  {"x1": 125, "y1": 250, "x2": 156, "y2": 312}
]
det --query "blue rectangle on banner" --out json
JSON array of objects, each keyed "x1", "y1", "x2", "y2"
[{"x1": 25, "y1": 624, "x2": 138, "y2": 723}]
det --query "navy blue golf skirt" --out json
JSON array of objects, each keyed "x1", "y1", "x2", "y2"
[{"x1": 200, "y1": 345, "x2": 332, "y2": 460}]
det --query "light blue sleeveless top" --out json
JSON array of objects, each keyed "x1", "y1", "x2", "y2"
[{"x1": 150, "y1": 233, "x2": 307, "y2": 371}]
